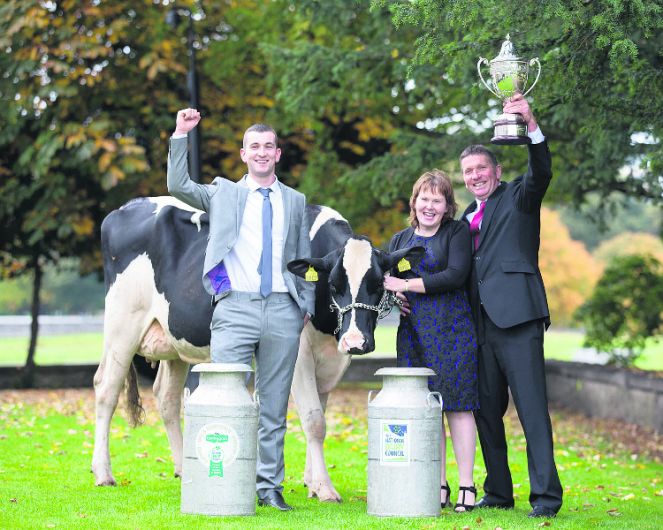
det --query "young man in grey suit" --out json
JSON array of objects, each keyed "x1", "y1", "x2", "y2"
[
  {"x1": 167, "y1": 108, "x2": 314, "y2": 511},
  {"x1": 460, "y1": 94, "x2": 563, "y2": 518}
]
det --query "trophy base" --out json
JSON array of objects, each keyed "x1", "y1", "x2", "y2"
[
  {"x1": 490, "y1": 112, "x2": 531, "y2": 145},
  {"x1": 491, "y1": 135, "x2": 532, "y2": 145}
]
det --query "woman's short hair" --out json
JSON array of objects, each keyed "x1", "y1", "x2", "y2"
[{"x1": 408, "y1": 169, "x2": 458, "y2": 228}]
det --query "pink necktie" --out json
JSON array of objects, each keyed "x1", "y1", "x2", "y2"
[{"x1": 469, "y1": 201, "x2": 486, "y2": 250}]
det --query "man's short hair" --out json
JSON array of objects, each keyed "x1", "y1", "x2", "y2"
[
  {"x1": 459, "y1": 144, "x2": 499, "y2": 167},
  {"x1": 243, "y1": 123, "x2": 278, "y2": 148}
]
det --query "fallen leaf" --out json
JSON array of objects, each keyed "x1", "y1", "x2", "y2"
[
  {"x1": 10, "y1": 498, "x2": 17, "y2": 503},
  {"x1": 622, "y1": 493, "x2": 635, "y2": 501}
]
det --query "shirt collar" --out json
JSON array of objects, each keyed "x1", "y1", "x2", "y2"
[{"x1": 244, "y1": 174, "x2": 279, "y2": 192}]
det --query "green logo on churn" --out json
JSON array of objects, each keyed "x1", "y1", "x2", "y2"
[{"x1": 196, "y1": 424, "x2": 239, "y2": 478}]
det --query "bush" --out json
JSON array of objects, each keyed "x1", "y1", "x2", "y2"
[{"x1": 575, "y1": 254, "x2": 663, "y2": 366}]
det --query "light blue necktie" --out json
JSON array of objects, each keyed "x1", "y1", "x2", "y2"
[{"x1": 258, "y1": 188, "x2": 272, "y2": 297}]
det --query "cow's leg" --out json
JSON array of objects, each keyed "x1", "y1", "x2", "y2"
[
  {"x1": 291, "y1": 325, "x2": 343, "y2": 502},
  {"x1": 91, "y1": 335, "x2": 137, "y2": 486},
  {"x1": 153, "y1": 358, "x2": 189, "y2": 478}
]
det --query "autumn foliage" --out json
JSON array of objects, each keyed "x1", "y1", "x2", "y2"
[{"x1": 539, "y1": 208, "x2": 602, "y2": 326}]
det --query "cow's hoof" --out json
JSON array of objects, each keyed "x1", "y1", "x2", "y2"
[
  {"x1": 308, "y1": 484, "x2": 342, "y2": 503},
  {"x1": 92, "y1": 466, "x2": 117, "y2": 486},
  {"x1": 95, "y1": 478, "x2": 117, "y2": 486},
  {"x1": 321, "y1": 495, "x2": 343, "y2": 503}
]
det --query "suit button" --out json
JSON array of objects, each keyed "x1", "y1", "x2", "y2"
[
  {"x1": 478, "y1": 280, "x2": 483, "y2": 285},
  {"x1": 474, "y1": 256, "x2": 481, "y2": 261}
]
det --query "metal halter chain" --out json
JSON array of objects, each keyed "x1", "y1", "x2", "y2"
[{"x1": 329, "y1": 290, "x2": 402, "y2": 335}]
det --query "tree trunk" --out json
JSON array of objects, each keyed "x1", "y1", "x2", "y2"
[{"x1": 22, "y1": 256, "x2": 42, "y2": 388}]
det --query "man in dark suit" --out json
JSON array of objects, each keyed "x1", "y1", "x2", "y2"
[
  {"x1": 167, "y1": 108, "x2": 314, "y2": 511},
  {"x1": 460, "y1": 93, "x2": 563, "y2": 518}
]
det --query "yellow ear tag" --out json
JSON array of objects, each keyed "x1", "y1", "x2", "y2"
[
  {"x1": 305, "y1": 265, "x2": 319, "y2": 282},
  {"x1": 397, "y1": 258, "x2": 411, "y2": 272}
]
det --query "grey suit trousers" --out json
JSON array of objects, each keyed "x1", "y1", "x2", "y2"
[{"x1": 210, "y1": 290, "x2": 303, "y2": 493}]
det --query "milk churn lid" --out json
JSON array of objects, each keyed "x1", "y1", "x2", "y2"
[
  {"x1": 374, "y1": 367, "x2": 436, "y2": 377},
  {"x1": 192, "y1": 362, "x2": 254, "y2": 373}
]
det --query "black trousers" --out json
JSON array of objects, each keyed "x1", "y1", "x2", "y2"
[{"x1": 473, "y1": 308, "x2": 563, "y2": 511}]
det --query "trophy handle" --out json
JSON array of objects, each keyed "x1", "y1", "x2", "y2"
[
  {"x1": 522, "y1": 57, "x2": 541, "y2": 97},
  {"x1": 477, "y1": 57, "x2": 499, "y2": 98}
]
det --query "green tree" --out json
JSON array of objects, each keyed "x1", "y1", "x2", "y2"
[
  {"x1": 575, "y1": 254, "x2": 663, "y2": 366},
  {"x1": 375, "y1": 0, "x2": 663, "y2": 210},
  {"x1": 0, "y1": 0, "x2": 300, "y2": 382}
]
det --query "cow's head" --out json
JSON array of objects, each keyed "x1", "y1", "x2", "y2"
[{"x1": 289, "y1": 237, "x2": 424, "y2": 354}]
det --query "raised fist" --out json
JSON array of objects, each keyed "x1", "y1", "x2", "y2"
[{"x1": 174, "y1": 108, "x2": 201, "y2": 135}]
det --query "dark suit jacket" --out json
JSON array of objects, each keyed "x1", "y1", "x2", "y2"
[
  {"x1": 388, "y1": 220, "x2": 472, "y2": 293},
  {"x1": 462, "y1": 141, "x2": 552, "y2": 329}
]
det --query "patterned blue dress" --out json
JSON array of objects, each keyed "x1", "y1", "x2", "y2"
[{"x1": 397, "y1": 234, "x2": 479, "y2": 411}]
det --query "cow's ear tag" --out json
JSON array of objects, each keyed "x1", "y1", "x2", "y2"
[
  {"x1": 305, "y1": 265, "x2": 319, "y2": 282},
  {"x1": 397, "y1": 258, "x2": 411, "y2": 272}
]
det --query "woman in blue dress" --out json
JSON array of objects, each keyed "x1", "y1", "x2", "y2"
[{"x1": 384, "y1": 169, "x2": 479, "y2": 512}]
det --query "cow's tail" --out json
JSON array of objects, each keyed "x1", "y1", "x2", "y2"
[{"x1": 125, "y1": 363, "x2": 146, "y2": 427}]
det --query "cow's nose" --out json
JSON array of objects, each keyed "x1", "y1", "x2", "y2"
[{"x1": 340, "y1": 332, "x2": 365, "y2": 353}]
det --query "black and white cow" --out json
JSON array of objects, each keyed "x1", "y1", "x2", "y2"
[{"x1": 92, "y1": 197, "x2": 422, "y2": 502}]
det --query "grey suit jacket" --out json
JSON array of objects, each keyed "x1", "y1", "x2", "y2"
[{"x1": 167, "y1": 137, "x2": 314, "y2": 317}]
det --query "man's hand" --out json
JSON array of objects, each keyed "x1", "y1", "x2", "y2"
[
  {"x1": 174, "y1": 108, "x2": 201, "y2": 135},
  {"x1": 504, "y1": 93, "x2": 537, "y2": 132}
]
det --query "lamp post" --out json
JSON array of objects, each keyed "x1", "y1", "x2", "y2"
[{"x1": 166, "y1": 6, "x2": 201, "y2": 182}]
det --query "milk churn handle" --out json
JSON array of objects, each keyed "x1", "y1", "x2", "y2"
[
  {"x1": 182, "y1": 387, "x2": 190, "y2": 407},
  {"x1": 253, "y1": 389, "x2": 260, "y2": 406},
  {"x1": 426, "y1": 391, "x2": 443, "y2": 411},
  {"x1": 367, "y1": 390, "x2": 375, "y2": 404}
]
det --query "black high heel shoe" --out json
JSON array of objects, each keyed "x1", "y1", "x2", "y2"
[
  {"x1": 454, "y1": 484, "x2": 477, "y2": 513},
  {"x1": 441, "y1": 482, "x2": 451, "y2": 508}
]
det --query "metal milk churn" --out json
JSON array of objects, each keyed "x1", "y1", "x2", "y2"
[
  {"x1": 367, "y1": 367, "x2": 442, "y2": 517},
  {"x1": 181, "y1": 363, "x2": 259, "y2": 516}
]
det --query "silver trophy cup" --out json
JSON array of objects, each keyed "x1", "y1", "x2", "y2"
[{"x1": 477, "y1": 34, "x2": 541, "y2": 145}]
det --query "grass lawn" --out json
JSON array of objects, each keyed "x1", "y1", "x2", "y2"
[
  {"x1": 0, "y1": 387, "x2": 661, "y2": 529},
  {"x1": 1, "y1": 327, "x2": 662, "y2": 370}
]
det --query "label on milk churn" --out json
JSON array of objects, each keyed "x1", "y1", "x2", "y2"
[
  {"x1": 195, "y1": 423, "x2": 240, "y2": 478},
  {"x1": 380, "y1": 421, "x2": 411, "y2": 465}
]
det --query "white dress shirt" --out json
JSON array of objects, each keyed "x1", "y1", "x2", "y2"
[{"x1": 224, "y1": 175, "x2": 288, "y2": 293}]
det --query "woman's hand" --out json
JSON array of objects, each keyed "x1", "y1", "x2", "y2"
[
  {"x1": 383, "y1": 274, "x2": 408, "y2": 293},
  {"x1": 384, "y1": 274, "x2": 411, "y2": 316}
]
